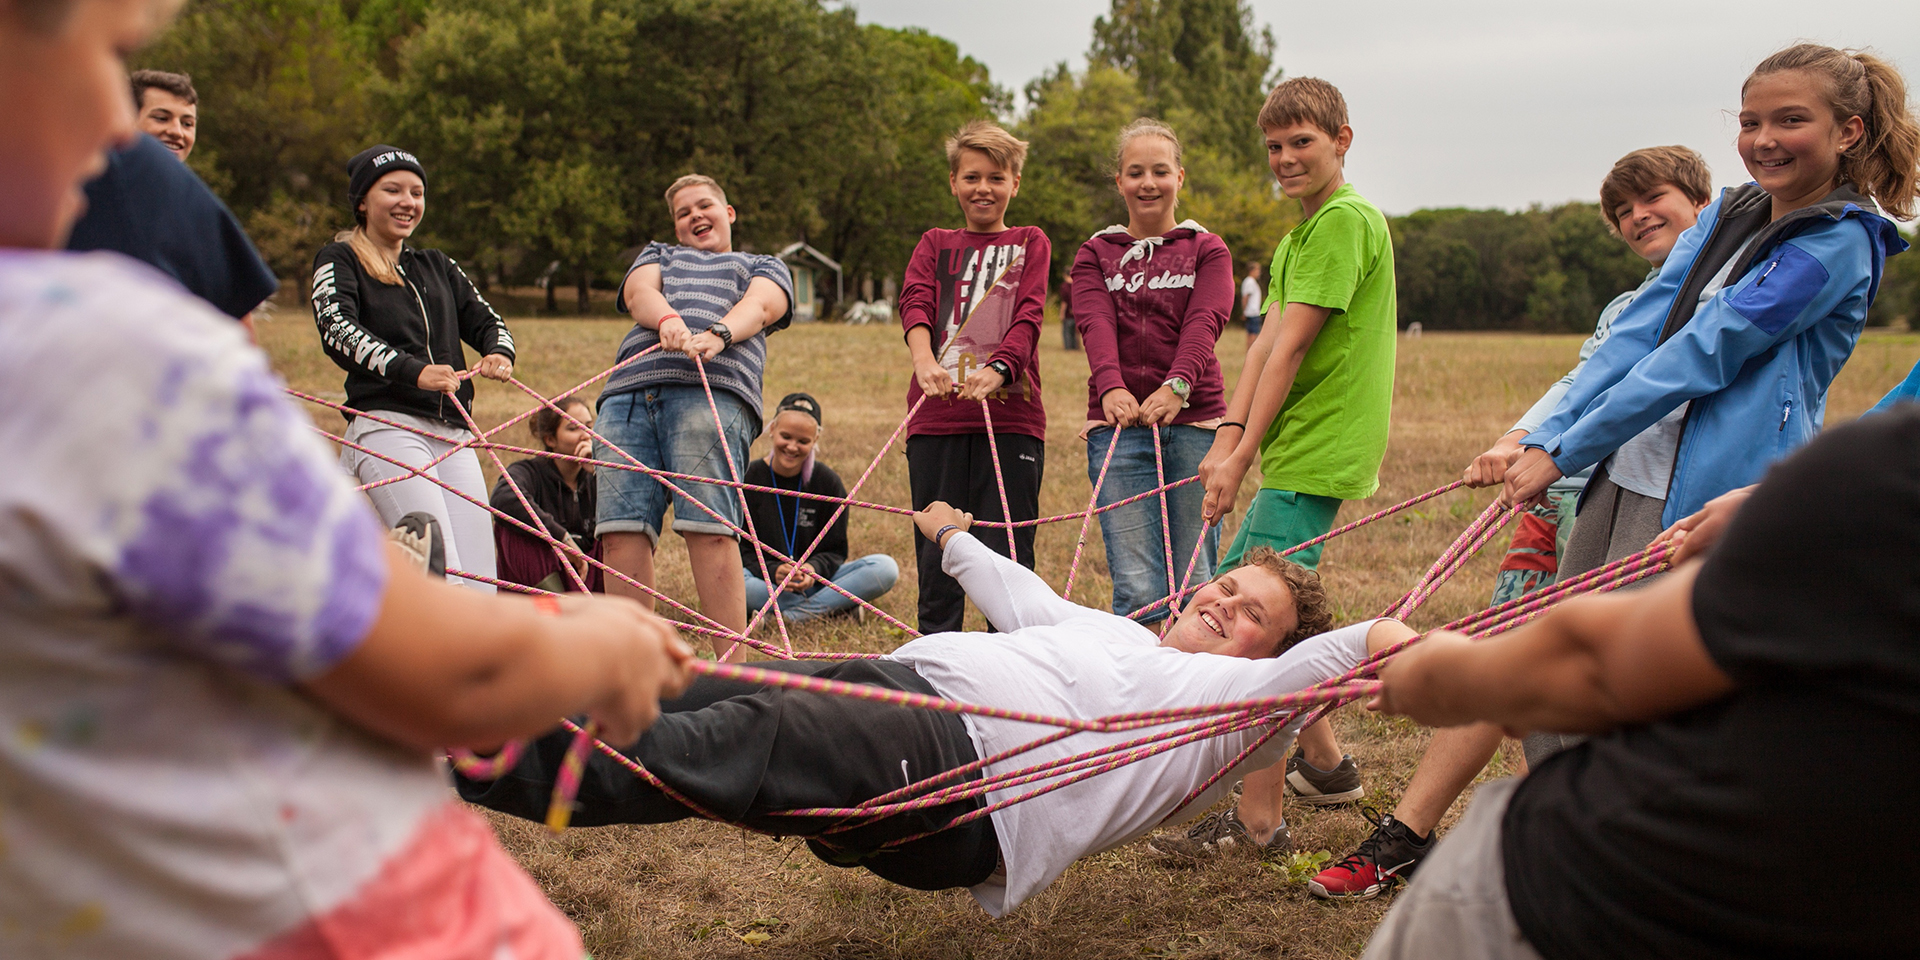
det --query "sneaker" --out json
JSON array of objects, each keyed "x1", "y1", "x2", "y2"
[
  {"x1": 1285, "y1": 749, "x2": 1364, "y2": 805},
  {"x1": 1148, "y1": 807, "x2": 1291, "y2": 860},
  {"x1": 390, "y1": 512, "x2": 446, "y2": 578},
  {"x1": 1307, "y1": 806, "x2": 1433, "y2": 900}
]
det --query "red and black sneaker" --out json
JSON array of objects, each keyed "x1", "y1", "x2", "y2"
[{"x1": 1307, "y1": 806, "x2": 1433, "y2": 900}]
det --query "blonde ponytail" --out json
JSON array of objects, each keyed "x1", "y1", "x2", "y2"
[
  {"x1": 1746, "y1": 44, "x2": 1920, "y2": 220},
  {"x1": 337, "y1": 227, "x2": 404, "y2": 285}
]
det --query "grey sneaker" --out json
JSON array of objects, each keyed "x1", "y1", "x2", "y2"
[
  {"x1": 389, "y1": 511, "x2": 445, "y2": 578},
  {"x1": 1149, "y1": 807, "x2": 1291, "y2": 860},
  {"x1": 1285, "y1": 749, "x2": 1365, "y2": 805}
]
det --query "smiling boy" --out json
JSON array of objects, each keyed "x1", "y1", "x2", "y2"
[
  {"x1": 897, "y1": 121, "x2": 1050, "y2": 633},
  {"x1": 460, "y1": 501, "x2": 1420, "y2": 919},
  {"x1": 1168, "y1": 77, "x2": 1396, "y2": 859},
  {"x1": 599, "y1": 174, "x2": 796, "y2": 654}
]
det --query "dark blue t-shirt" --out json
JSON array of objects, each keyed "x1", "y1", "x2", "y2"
[{"x1": 66, "y1": 134, "x2": 278, "y2": 319}]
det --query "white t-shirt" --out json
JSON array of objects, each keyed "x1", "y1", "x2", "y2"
[
  {"x1": 1240, "y1": 274, "x2": 1263, "y2": 318},
  {"x1": 885, "y1": 534, "x2": 1379, "y2": 916},
  {"x1": 0, "y1": 252, "x2": 577, "y2": 959}
]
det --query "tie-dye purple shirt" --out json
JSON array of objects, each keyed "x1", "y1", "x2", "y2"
[{"x1": 0, "y1": 251, "x2": 465, "y2": 958}]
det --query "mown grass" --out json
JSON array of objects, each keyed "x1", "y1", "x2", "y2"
[{"x1": 259, "y1": 314, "x2": 1920, "y2": 960}]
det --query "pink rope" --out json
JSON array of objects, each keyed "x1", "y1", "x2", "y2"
[
  {"x1": 1062, "y1": 424, "x2": 1123, "y2": 600},
  {"x1": 978, "y1": 399, "x2": 1021, "y2": 557},
  {"x1": 299, "y1": 349, "x2": 1672, "y2": 848}
]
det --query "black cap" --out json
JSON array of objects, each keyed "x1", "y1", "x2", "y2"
[
  {"x1": 346, "y1": 145, "x2": 427, "y2": 223},
  {"x1": 775, "y1": 392, "x2": 822, "y2": 424}
]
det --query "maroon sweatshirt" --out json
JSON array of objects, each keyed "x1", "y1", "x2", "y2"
[
  {"x1": 897, "y1": 226, "x2": 1050, "y2": 439},
  {"x1": 1069, "y1": 223, "x2": 1232, "y2": 424}
]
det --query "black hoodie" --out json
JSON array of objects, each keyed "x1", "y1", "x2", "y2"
[{"x1": 310, "y1": 241, "x2": 515, "y2": 425}]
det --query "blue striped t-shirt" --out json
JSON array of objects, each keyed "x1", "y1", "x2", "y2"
[{"x1": 606, "y1": 243, "x2": 795, "y2": 424}]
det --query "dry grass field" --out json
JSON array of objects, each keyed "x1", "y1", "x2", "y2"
[{"x1": 261, "y1": 316, "x2": 1920, "y2": 960}]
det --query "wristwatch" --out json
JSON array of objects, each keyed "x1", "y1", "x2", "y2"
[
  {"x1": 986, "y1": 359, "x2": 1013, "y2": 384},
  {"x1": 1163, "y1": 376, "x2": 1192, "y2": 408},
  {"x1": 708, "y1": 322, "x2": 734, "y2": 347}
]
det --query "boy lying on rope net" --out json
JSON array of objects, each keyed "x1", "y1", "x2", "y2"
[{"x1": 458, "y1": 500, "x2": 1418, "y2": 917}]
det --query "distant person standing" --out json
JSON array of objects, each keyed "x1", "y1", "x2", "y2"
[
  {"x1": 66, "y1": 70, "x2": 277, "y2": 327},
  {"x1": 312, "y1": 145, "x2": 518, "y2": 592},
  {"x1": 1240, "y1": 261, "x2": 1264, "y2": 344}
]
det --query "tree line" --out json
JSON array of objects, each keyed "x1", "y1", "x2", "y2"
[{"x1": 138, "y1": 0, "x2": 1917, "y2": 329}]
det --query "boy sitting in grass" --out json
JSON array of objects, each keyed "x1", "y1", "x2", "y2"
[{"x1": 1170, "y1": 76, "x2": 1398, "y2": 860}]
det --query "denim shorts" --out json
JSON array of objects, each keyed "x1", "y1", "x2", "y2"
[{"x1": 594, "y1": 385, "x2": 755, "y2": 542}]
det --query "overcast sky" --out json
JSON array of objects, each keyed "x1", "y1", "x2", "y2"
[{"x1": 842, "y1": 0, "x2": 1920, "y2": 216}]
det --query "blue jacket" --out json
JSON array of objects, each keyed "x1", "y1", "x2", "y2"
[{"x1": 1525, "y1": 183, "x2": 1907, "y2": 526}]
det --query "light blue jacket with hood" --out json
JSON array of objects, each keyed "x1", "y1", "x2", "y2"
[{"x1": 1523, "y1": 182, "x2": 1908, "y2": 527}]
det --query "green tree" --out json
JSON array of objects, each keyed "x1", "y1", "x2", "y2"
[
  {"x1": 133, "y1": 0, "x2": 389, "y2": 282},
  {"x1": 383, "y1": 0, "x2": 1001, "y2": 313},
  {"x1": 1088, "y1": 0, "x2": 1276, "y2": 168}
]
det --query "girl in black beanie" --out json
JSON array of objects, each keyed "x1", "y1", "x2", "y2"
[{"x1": 312, "y1": 144, "x2": 518, "y2": 591}]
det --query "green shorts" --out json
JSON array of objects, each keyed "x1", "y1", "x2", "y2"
[{"x1": 1221, "y1": 488, "x2": 1343, "y2": 570}]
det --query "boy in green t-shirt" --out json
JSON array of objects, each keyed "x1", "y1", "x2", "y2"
[{"x1": 1160, "y1": 76, "x2": 1396, "y2": 862}]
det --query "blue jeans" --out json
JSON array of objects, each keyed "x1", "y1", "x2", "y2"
[
  {"x1": 594, "y1": 385, "x2": 755, "y2": 542},
  {"x1": 744, "y1": 554, "x2": 900, "y2": 623},
  {"x1": 1086, "y1": 424, "x2": 1219, "y2": 623}
]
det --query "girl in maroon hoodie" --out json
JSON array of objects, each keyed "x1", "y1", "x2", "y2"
[{"x1": 1071, "y1": 119, "x2": 1234, "y2": 622}]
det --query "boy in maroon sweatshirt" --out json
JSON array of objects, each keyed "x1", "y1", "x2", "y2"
[
  {"x1": 1070, "y1": 119, "x2": 1234, "y2": 623},
  {"x1": 898, "y1": 120, "x2": 1051, "y2": 633}
]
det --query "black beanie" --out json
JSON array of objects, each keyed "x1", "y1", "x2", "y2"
[
  {"x1": 775, "y1": 392, "x2": 822, "y2": 425},
  {"x1": 346, "y1": 145, "x2": 427, "y2": 222}
]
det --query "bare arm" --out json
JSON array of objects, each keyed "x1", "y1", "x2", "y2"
[
  {"x1": 1199, "y1": 300, "x2": 1333, "y2": 522},
  {"x1": 1371, "y1": 564, "x2": 1734, "y2": 734},
  {"x1": 302, "y1": 545, "x2": 695, "y2": 750},
  {"x1": 621, "y1": 263, "x2": 691, "y2": 352}
]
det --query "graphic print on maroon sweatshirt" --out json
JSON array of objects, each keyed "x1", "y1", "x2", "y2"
[{"x1": 932, "y1": 241, "x2": 1030, "y2": 400}]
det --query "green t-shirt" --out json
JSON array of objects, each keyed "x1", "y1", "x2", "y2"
[{"x1": 1258, "y1": 182, "x2": 1396, "y2": 500}]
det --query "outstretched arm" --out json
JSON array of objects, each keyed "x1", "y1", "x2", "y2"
[
  {"x1": 913, "y1": 503, "x2": 1085, "y2": 630},
  {"x1": 1370, "y1": 564, "x2": 1733, "y2": 735}
]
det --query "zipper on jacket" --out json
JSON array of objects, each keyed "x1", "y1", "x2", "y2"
[
  {"x1": 400, "y1": 258, "x2": 447, "y2": 422},
  {"x1": 1780, "y1": 398, "x2": 1792, "y2": 431},
  {"x1": 1756, "y1": 257, "x2": 1781, "y2": 286}
]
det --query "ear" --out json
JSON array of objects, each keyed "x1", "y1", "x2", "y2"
[
  {"x1": 1837, "y1": 113, "x2": 1867, "y2": 154},
  {"x1": 1333, "y1": 124, "x2": 1354, "y2": 158},
  {"x1": 1008, "y1": 172, "x2": 1021, "y2": 198},
  {"x1": 725, "y1": 204, "x2": 737, "y2": 224}
]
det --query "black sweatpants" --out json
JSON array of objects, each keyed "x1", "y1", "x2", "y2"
[
  {"x1": 454, "y1": 658, "x2": 1000, "y2": 891},
  {"x1": 906, "y1": 432, "x2": 1044, "y2": 633}
]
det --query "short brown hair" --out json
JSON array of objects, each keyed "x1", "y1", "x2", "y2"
[
  {"x1": 530, "y1": 394, "x2": 591, "y2": 451},
  {"x1": 1235, "y1": 546, "x2": 1333, "y2": 654},
  {"x1": 664, "y1": 174, "x2": 726, "y2": 211},
  {"x1": 131, "y1": 69, "x2": 197, "y2": 108},
  {"x1": 946, "y1": 119, "x2": 1029, "y2": 177},
  {"x1": 1257, "y1": 77, "x2": 1348, "y2": 139},
  {"x1": 1597, "y1": 146, "x2": 1713, "y2": 232}
]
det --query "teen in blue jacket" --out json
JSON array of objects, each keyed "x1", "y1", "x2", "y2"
[
  {"x1": 1519, "y1": 181, "x2": 1904, "y2": 529},
  {"x1": 1505, "y1": 45, "x2": 1915, "y2": 555}
]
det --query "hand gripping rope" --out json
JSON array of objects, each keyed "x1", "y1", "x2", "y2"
[{"x1": 291, "y1": 357, "x2": 1670, "y2": 837}]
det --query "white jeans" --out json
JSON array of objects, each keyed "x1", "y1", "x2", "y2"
[{"x1": 340, "y1": 410, "x2": 495, "y2": 593}]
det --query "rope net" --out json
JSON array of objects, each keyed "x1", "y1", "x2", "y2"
[{"x1": 292, "y1": 346, "x2": 1672, "y2": 840}]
